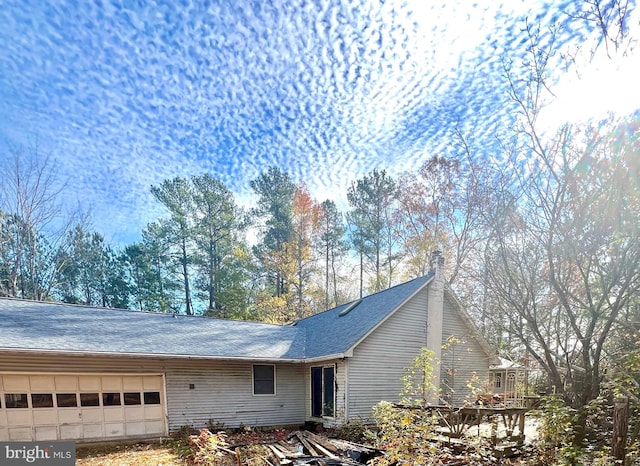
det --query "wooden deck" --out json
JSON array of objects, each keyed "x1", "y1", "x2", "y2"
[{"x1": 393, "y1": 404, "x2": 530, "y2": 454}]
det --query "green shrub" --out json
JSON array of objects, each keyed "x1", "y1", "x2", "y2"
[
  {"x1": 371, "y1": 401, "x2": 442, "y2": 465},
  {"x1": 332, "y1": 417, "x2": 375, "y2": 443},
  {"x1": 530, "y1": 396, "x2": 583, "y2": 465}
]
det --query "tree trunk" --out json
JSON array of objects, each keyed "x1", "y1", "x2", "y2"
[
  {"x1": 181, "y1": 237, "x2": 192, "y2": 315},
  {"x1": 208, "y1": 240, "x2": 215, "y2": 311},
  {"x1": 325, "y1": 242, "x2": 329, "y2": 310},
  {"x1": 613, "y1": 397, "x2": 629, "y2": 463},
  {"x1": 359, "y1": 248, "x2": 363, "y2": 299}
]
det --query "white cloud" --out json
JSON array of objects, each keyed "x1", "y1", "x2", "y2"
[{"x1": 1, "y1": 0, "x2": 636, "y2": 245}]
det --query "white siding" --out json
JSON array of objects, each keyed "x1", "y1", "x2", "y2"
[
  {"x1": 439, "y1": 295, "x2": 491, "y2": 405},
  {"x1": 165, "y1": 361, "x2": 305, "y2": 430},
  {"x1": 0, "y1": 353, "x2": 306, "y2": 433},
  {"x1": 347, "y1": 288, "x2": 428, "y2": 419}
]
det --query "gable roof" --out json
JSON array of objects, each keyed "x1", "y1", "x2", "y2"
[
  {"x1": 295, "y1": 274, "x2": 433, "y2": 358},
  {"x1": 0, "y1": 298, "x2": 305, "y2": 361},
  {"x1": 0, "y1": 272, "x2": 494, "y2": 363}
]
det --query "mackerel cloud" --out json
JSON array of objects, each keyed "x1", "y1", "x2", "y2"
[{"x1": 0, "y1": 0, "x2": 596, "y2": 243}]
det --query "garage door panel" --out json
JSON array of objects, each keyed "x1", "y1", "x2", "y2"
[
  {"x1": 6, "y1": 410, "x2": 30, "y2": 425},
  {"x1": 83, "y1": 424, "x2": 103, "y2": 439},
  {"x1": 104, "y1": 422, "x2": 125, "y2": 437},
  {"x1": 101, "y1": 376, "x2": 122, "y2": 391},
  {"x1": 145, "y1": 420, "x2": 165, "y2": 435},
  {"x1": 3, "y1": 375, "x2": 29, "y2": 391},
  {"x1": 124, "y1": 406, "x2": 144, "y2": 421},
  {"x1": 55, "y1": 375, "x2": 78, "y2": 391},
  {"x1": 144, "y1": 406, "x2": 163, "y2": 419},
  {"x1": 78, "y1": 375, "x2": 101, "y2": 391},
  {"x1": 33, "y1": 409, "x2": 57, "y2": 424},
  {"x1": 1, "y1": 374, "x2": 166, "y2": 441},
  {"x1": 58, "y1": 408, "x2": 81, "y2": 424},
  {"x1": 8, "y1": 427, "x2": 32, "y2": 441},
  {"x1": 123, "y1": 376, "x2": 143, "y2": 390},
  {"x1": 103, "y1": 407, "x2": 124, "y2": 422},
  {"x1": 35, "y1": 426, "x2": 58, "y2": 441},
  {"x1": 30, "y1": 376, "x2": 55, "y2": 391},
  {"x1": 60, "y1": 424, "x2": 82, "y2": 440},
  {"x1": 126, "y1": 422, "x2": 146, "y2": 436},
  {"x1": 81, "y1": 408, "x2": 103, "y2": 423},
  {"x1": 143, "y1": 376, "x2": 162, "y2": 390}
]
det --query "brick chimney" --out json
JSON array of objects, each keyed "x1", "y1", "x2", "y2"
[{"x1": 430, "y1": 250, "x2": 445, "y2": 276}]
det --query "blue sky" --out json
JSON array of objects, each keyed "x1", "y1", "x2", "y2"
[{"x1": 1, "y1": 0, "x2": 638, "y2": 245}]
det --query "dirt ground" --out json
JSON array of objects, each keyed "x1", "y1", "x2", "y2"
[
  {"x1": 75, "y1": 428, "x2": 291, "y2": 465},
  {"x1": 76, "y1": 441, "x2": 188, "y2": 465}
]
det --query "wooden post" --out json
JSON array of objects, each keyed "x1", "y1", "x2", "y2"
[
  {"x1": 613, "y1": 396, "x2": 629, "y2": 463},
  {"x1": 490, "y1": 414, "x2": 498, "y2": 445}
]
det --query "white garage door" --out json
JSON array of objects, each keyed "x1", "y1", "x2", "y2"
[{"x1": 0, "y1": 374, "x2": 167, "y2": 441}]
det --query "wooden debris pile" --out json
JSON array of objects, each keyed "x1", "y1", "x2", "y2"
[{"x1": 233, "y1": 430, "x2": 380, "y2": 466}]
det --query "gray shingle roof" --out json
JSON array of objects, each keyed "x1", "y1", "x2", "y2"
[
  {"x1": 295, "y1": 274, "x2": 433, "y2": 358},
  {"x1": 0, "y1": 299, "x2": 305, "y2": 360},
  {"x1": 0, "y1": 274, "x2": 433, "y2": 361}
]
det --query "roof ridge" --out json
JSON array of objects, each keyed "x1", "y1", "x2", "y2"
[
  {"x1": 0, "y1": 297, "x2": 289, "y2": 328},
  {"x1": 293, "y1": 273, "x2": 433, "y2": 324}
]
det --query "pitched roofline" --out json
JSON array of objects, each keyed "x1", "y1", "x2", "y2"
[
  {"x1": 0, "y1": 347, "x2": 307, "y2": 363},
  {"x1": 443, "y1": 283, "x2": 500, "y2": 365},
  {"x1": 342, "y1": 275, "x2": 434, "y2": 356},
  {"x1": 0, "y1": 296, "x2": 292, "y2": 329}
]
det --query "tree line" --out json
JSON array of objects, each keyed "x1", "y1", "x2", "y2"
[{"x1": 0, "y1": 150, "x2": 484, "y2": 321}]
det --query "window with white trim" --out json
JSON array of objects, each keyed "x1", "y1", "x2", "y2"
[{"x1": 253, "y1": 364, "x2": 275, "y2": 395}]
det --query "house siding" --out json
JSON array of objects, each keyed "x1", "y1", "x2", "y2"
[
  {"x1": 346, "y1": 288, "x2": 428, "y2": 419},
  {"x1": 0, "y1": 353, "x2": 306, "y2": 431},
  {"x1": 439, "y1": 295, "x2": 491, "y2": 406},
  {"x1": 165, "y1": 361, "x2": 305, "y2": 430}
]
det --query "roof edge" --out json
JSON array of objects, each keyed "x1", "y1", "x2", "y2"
[
  {"x1": 342, "y1": 274, "x2": 434, "y2": 356},
  {"x1": 0, "y1": 348, "x2": 306, "y2": 364}
]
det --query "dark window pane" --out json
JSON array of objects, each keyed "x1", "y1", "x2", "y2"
[
  {"x1": 253, "y1": 365, "x2": 275, "y2": 395},
  {"x1": 56, "y1": 393, "x2": 78, "y2": 407},
  {"x1": 311, "y1": 367, "x2": 323, "y2": 417},
  {"x1": 124, "y1": 392, "x2": 141, "y2": 405},
  {"x1": 31, "y1": 393, "x2": 54, "y2": 408},
  {"x1": 102, "y1": 392, "x2": 121, "y2": 406},
  {"x1": 323, "y1": 367, "x2": 335, "y2": 417},
  {"x1": 5, "y1": 394, "x2": 28, "y2": 408},
  {"x1": 144, "y1": 392, "x2": 161, "y2": 405},
  {"x1": 80, "y1": 393, "x2": 100, "y2": 407}
]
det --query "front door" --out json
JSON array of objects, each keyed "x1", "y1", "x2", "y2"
[{"x1": 311, "y1": 366, "x2": 334, "y2": 418}]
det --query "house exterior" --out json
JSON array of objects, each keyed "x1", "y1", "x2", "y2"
[
  {"x1": 0, "y1": 254, "x2": 496, "y2": 442},
  {"x1": 488, "y1": 357, "x2": 530, "y2": 407}
]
